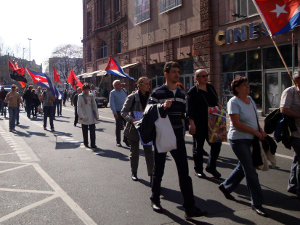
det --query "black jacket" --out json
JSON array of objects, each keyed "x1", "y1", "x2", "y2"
[{"x1": 134, "y1": 103, "x2": 166, "y2": 144}]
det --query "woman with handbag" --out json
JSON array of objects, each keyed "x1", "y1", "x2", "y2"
[
  {"x1": 121, "y1": 77, "x2": 153, "y2": 183},
  {"x1": 219, "y1": 76, "x2": 269, "y2": 217},
  {"x1": 78, "y1": 83, "x2": 99, "y2": 148}
]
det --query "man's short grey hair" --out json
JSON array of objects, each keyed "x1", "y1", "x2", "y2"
[
  {"x1": 293, "y1": 68, "x2": 300, "y2": 79},
  {"x1": 194, "y1": 69, "x2": 207, "y2": 77},
  {"x1": 112, "y1": 80, "x2": 120, "y2": 87},
  {"x1": 77, "y1": 87, "x2": 82, "y2": 90}
]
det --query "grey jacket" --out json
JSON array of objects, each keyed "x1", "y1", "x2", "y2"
[{"x1": 121, "y1": 91, "x2": 148, "y2": 142}]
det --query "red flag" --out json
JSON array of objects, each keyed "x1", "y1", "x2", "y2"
[
  {"x1": 67, "y1": 68, "x2": 83, "y2": 89},
  {"x1": 14, "y1": 59, "x2": 25, "y2": 75},
  {"x1": 18, "y1": 81, "x2": 26, "y2": 88},
  {"x1": 253, "y1": 0, "x2": 300, "y2": 36},
  {"x1": 53, "y1": 66, "x2": 61, "y2": 83}
]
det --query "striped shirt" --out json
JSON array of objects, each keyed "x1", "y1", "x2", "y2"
[
  {"x1": 149, "y1": 84, "x2": 186, "y2": 130},
  {"x1": 280, "y1": 86, "x2": 300, "y2": 138}
]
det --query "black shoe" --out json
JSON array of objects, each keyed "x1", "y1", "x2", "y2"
[
  {"x1": 91, "y1": 145, "x2": 97, "y2": 149},
  {"x1": 195, "y1": 172, "x2": 206, "y2": 179},
  {"x1": 219, "y1": 184, "x2": 235, "y2": 201},
  {"x1": 116, "y1": 143, "x2": 122, "y2": 147},
  {"x1": 44, "y1": 127, "x2": 47, "y2": 130},
  {"x1": 202, "y1": 150, "x2": 209, "y2": 156},
  {"x1": 131, "y1": 173, "x2": 139, "y2": 181},
  {"x1": 51, "y1": 128, "x2": 55, "y2": 132},
  {"x1": 287, "y1": 189, "x2": 297, "y2": 194},
  {"x1": 84, "y1": 144, "x2": 89, "y2": 148},
  {"x1": 251, "y1": 205, "x2": 268, "y2": 217},
  {"x1": 123, "y1": 139, "x2": 130, "y2": 147},
  {"x1": 185, "y1": 206, "x2": 208, "y2": 220},
  {"x1": 205, "y1": 168, "x2": 221, "y2": 178},
  {"x1": 151, "y1": 201, "x2": 163, "y2": 213}
]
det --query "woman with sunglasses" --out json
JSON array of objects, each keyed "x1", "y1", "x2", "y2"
[{"x1": 219, "y1": 76, "x2": 268, "y2": 217}]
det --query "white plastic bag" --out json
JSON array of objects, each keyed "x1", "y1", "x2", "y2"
[{"x1": 155, "y1": 110, "x2": 177, "y2": 153}]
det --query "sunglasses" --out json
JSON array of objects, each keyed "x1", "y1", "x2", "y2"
[
  {"x1": 12, "y1": 87, "x2": 16, "y2": 89},
  {"x1": 200, "y1": 75, "x2": 209, "y2": 78}
]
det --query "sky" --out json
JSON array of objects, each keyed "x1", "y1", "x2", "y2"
[{"x1": 0, "y1": 0, "x2": 83, "y2": 70}]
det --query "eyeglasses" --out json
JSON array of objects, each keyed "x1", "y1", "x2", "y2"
[
  {"x1": 200, "y1": 75, "x2": 209, "y2": 78},
  {"x1": 12, "y1": 87, "x2": 16, "y2": 89}
]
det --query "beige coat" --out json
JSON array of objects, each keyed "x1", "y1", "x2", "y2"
[{"x1": 77, "y1": 93, "x2": 99, "y2": 125}]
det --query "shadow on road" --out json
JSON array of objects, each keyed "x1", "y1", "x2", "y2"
[{"x1": 93, "y1": 148, "x2": 129, "y2": 161}]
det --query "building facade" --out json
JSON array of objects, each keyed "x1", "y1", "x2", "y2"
[{"x1": 82, "y1": 0, "x2": 298, "y2": 115}]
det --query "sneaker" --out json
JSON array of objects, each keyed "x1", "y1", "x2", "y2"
[
  {"x1": 131, "y1": 173, "x2": 139, "y2": 181},
  {"x1": 185, "y1": 206, "x2": 208, "y2": 220},
  {"x1": 151, "y1": 201, "x2": 164, "y2": 213},
  {"x1": 116, "y1": 143, "x2": 122, "y2": 147}
]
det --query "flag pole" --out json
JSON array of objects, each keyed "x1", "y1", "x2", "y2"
[{"x1": 252, "y1": 1, "x2": 298, "y2": 91}]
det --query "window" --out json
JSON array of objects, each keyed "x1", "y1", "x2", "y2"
[
  {"x1": 116, "y1": 0, "x2": 120, "y2": 12},
  {"x1": 117, "y1": 33, "x2": 122, "y2": 53},
  {"x1": 100, "y1": 42, "x2": 107, "y2": 58},
  {"x1": 97, "y1": 0, "x2": 105, "y2": 27},
  {"x1": 87, "y1": 45, "x2": 92, "y2": 62},
  {"x1": 235, "y1": 0, "x2": 257, "y2": 18},
  {"x1": 87, "y1": 11, "x2": 92, "y2": 36}
]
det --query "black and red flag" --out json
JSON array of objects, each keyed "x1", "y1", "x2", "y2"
[{"x1": 9, "y1": 59, "x2": 27, "y2": 87}]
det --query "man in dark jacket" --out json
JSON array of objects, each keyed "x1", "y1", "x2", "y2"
[
  {"x1": 24, "y1": 85, "x2": 33, "y2": 118},
  {"x1": 186, "y1": 69, "x2": 223, "y2": 179},
  {"x1": 148, "y1": 61, "x2": 207, "y2": 219},
  {"x1": 71, "y1": 87, "x2": 82, "y2": 126},
  {"x1": 0, "y1": 87, "x2": 8, "y2": 115}
]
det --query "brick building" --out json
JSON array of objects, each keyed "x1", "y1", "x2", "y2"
[
  {"x1": 82, "y1": 0, "x2": 213, "y2": 96},
  {"x1": 82, "y1": 0, "x2": 298, "y2": 115}
]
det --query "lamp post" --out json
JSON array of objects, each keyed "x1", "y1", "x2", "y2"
[{"x1": 28, "y1": 38, "x2": 32, "y2": 61}]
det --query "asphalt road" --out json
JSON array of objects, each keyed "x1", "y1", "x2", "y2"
[{"x1": 0, "y1": 103, "x2": 299, "y2": 225}]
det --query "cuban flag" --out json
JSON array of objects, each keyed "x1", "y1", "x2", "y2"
[
  {"x1": 105, "y1": 57, "x2": 136, "y2": 81},
  {"x1": 26, "y1": 69, "x2": 56, "y2": 96},
  {"x1": 253, "y1": 0, "x2": 300, "y2": 36}
]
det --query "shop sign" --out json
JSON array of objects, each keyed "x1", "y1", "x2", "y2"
[{"x1": 215, "y1": 22, "x2": 269, "y2": 46}]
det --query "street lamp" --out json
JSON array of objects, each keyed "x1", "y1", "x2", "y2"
[{"x1": 28, "y1": 38, "x2": 32, "y2": 61}]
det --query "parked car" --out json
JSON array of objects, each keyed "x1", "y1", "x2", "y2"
[{"x1": 95, "y1": 93, "x2": 108, "y2": 108}]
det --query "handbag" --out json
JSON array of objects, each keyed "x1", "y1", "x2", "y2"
[{"x1": 155, "y1": 109, "x2": 177, "y2": 153}]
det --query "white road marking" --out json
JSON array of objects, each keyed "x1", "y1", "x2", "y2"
[
  {"x1": 275, "y1": 153, "x2": 294, "y2": 160},
  {"x1": 32, "y1": 163, "x2": 97, "y2": 225}
]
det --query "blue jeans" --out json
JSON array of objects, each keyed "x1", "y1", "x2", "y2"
[
  {"x1": 9, "y1": 107, "x2": 18, "y2": 130},
  {"x1": 288, "y1": 137, "x2": 300, "y2": 192},
  {"x1": 222, "y1": 139, "x2": 265, "y2": 206}
]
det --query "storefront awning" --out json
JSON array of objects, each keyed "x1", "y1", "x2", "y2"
[
  {"x1": 78, "y1": 70, "x2": 107, "y2": 78},
  {"x1": 121, "y1": 62, "x2": 141, "y2": 69}
]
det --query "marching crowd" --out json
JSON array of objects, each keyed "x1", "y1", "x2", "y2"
[{"x1": 1, "y1": 61, "x2": 300, "y2": 220}]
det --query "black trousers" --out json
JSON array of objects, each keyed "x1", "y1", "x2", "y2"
[
  {"x1": 151, "y1": 128, "x2": 195, "y2": 209},
  {"x1": 193, "y1": 131, "x2": 222, "y2": 173},
  {"x1": 82, "y1": 124, "x2": 96, "y2": 146},
  {"x1": 115, "y1": 111, "x2": 127, "y2": 144},
  {"x1": 43, "y1": 106, "x2": 54, "y2": 129},
  {"x1": 74, "y1": 107, "x2": 78, "y2": 125}
]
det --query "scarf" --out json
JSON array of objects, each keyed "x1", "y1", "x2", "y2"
[{"x1": 82, "y1": 93, "x2": 98, "y2": 120}]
